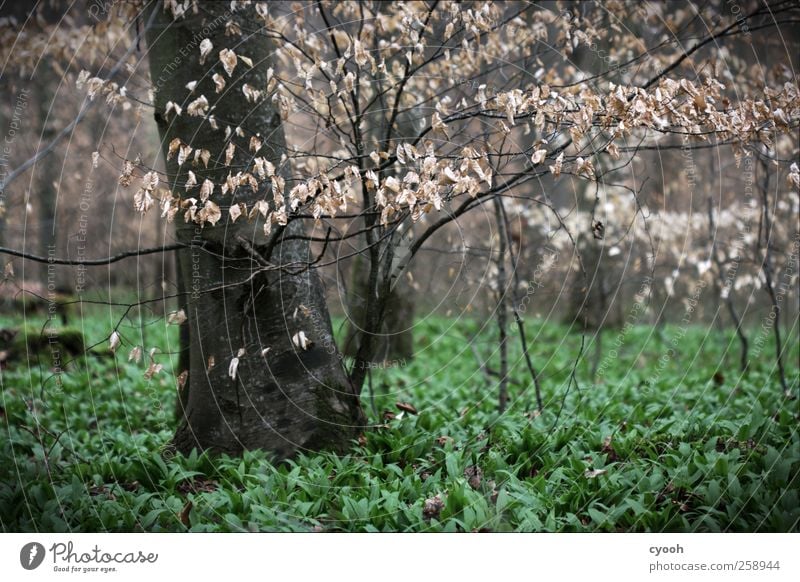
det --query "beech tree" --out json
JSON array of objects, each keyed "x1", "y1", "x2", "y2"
[
  {"x1": 144, "y1": 3, "x2": 365, "y2": 456},
  {"x1": 0, "y1": 0, "x2": 797, "y2": 457}
]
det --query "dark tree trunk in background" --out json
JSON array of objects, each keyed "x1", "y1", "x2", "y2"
[
  {"x1": 35, "y1": 62, "x2": 60, "y2": 288},
  {"x1": 565, "y1": 238, "x2": 621, "y2": 330},
  {"x1": 147, "y1": 2, "x2": 364, "y2": 458},
  {"x1": 343, "y1": 96, "x2": 417, "y2": 364},
  {"x1": 343, "y1": 252, "x2": 414, "y2": 362}
]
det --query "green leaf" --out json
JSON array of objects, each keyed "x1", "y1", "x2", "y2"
[
  {"x1": 587, "y1": 507, "x2": 606, "y2": 526},
  {"x1": 445, "y1": 452, "x2": 460, "y2": 481},
  {"x1": 496, "y1": 489, "x2": 512, "y2": 513}
]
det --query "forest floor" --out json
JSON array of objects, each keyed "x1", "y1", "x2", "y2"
[{"x1": 1, "y1": 306, "x2": 798, "y2": 532}]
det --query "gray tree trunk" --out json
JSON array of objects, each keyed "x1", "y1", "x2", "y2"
[
  {"x1": 35, "y1": 62, "x2": 60, "y2": 287},
  {"x1": 147, "y1": 2, "x2": 364, "y2": 458},
  {"x1": 343, "y1": 97, "x2": 417, "y2": 364},
  {"x1": 343, "y1": 251, "x2": 414, "y2": 362}
]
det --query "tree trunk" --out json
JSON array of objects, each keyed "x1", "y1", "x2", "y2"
[
  {"x1": 343, "y1": 252, "x2": 414, "y2": 362},
  {"x1": 146, "y1": 2, "x2": 364, "y2": 458},
  {"x1": 35, "y1": 61, "x2": 60, "y2": 288},
  {"x1": 343, "y1": 92, "x2": 417, "y2": 364}
]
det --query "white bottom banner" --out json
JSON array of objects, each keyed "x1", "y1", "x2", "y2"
[{"x1": 1, "y1": 533, "x2": 797, "y2": 581}]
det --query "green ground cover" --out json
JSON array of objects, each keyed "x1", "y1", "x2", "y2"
[{"x1": 1, "y1": 308, "x2": 797, "y2": 532}]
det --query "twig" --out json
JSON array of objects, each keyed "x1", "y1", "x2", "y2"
[{"x1": 0, "y1": 243, "x2": 189, "y2": 266}]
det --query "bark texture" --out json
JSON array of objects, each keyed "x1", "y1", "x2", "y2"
[{"x1": 147, "y1": 2, "x2": 364, "y2": 458}]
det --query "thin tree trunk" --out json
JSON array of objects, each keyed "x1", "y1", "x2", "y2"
[
  {"x1": 147, "y1": 2, "x2": 364, "y2": 457},
  {"x1": 343, "y1": 99, "x2": 417, "y2": 364},
  {"x1": 343, "y1": 251, "x2": 414, "y2": 362},
  {"x1": 497, "y1": 199, "x2": 543, "y2": 412},
  {"x1": 35, "y1": 62, "x2": 59, "y2": 288},
  {"x1": 757, "y1": 154, "x2": 788, "y2": 394},
  {"x1": 494, "y1": 198, "x2": 509, "y2": 413}
]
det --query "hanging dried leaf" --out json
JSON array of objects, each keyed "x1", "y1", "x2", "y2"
[
  {"x1": 199, "y1": 38, "x2": 213, "y2": 65},
  {"x1": 167, "y1": 309, "x2": 187, "y2": 325},
  {"x1": 144, "y1": 359, "x2": 163, "y2": 380},
  {"x1": 199, "y1": 179, "x2": 214, "y2": 202},
  {"x1": 549, "y1": 152, "x2": 564, "y2": 178},
  {"x1": 353, "y1": 39, "x2": 368, "y2": 67},
  {"x1": 344, "y1": 71, "x2": 355, "y2": 92},
  {"x1": 196, "y1": 149, "x2": 211, "y2": 168},
  {"x1": 292, "y1": 330, "x2": 312, "y2": 350},
  {"x1": 228, "y1": 355, "x2": 240, "y2": 381},
  {"x1": 384, "y1": 176, "x2": 401, "y2": 193},
  {"x1": 185, "y1": 171, "x2": 197, "y2": 190},
  {"x1": 219, "y1": 48, "x2": 237, "y2": 77},
  {"x1": 187, "y1": 95, "x2": 209, "y2": 117},
  {"x1": 199, "y1": 200, "x2": 221, "y2": 225},
  {"x1": 109, "y1": 331, "x2": 121, "y2": 354},
  {"x1": 133, "y1": 189, "x2": 154, "y2": 213},
  {"x1": 118, "y1": 159, "x2": 135, "y2": 187},
  {"x1": 178, "y1": 144, "x2": 192, "y2": 167},
  {"x1": 229, "y1": 203, "x2": 243, "y2": 223},
  {"x1": 431, "y1": 112, "x2": 449, "y2": 137},
  {"x1": 165, "y1": 101, "x2": 182, "y2": 117},
  {"x1": 212, "y1": 73, "x2": 226, "y2": 93},
  {"x1": 789, "y1": 162, "x2": 800, "y2": 189},
  {"x1": 167, "y1": 138, "x2": 181, "y2": 161},
  {"x1": 242, "y1": 83, "x2": 261, "y2": 102},
  {"x1": 128, "y1": 345, "x2": 142, "y2": 363}
]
